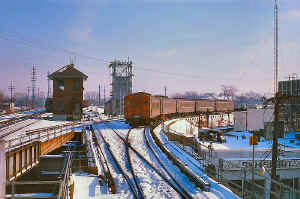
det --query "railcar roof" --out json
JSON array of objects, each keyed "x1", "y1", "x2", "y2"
[{"x1": 131, "y1": 92, "x2": 151, "y2": 96}]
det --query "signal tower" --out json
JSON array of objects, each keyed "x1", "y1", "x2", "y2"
[{"x1": 109, "y1": 59, "x2": 133, "y2": 115}]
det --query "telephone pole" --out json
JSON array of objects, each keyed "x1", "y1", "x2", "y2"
[
  {"x1": 8, "y1": 81, "x2": 15, "y2": 104},
  {"x1": 104, "y1": 86, "x2": 106, "y2": 104},
  {"x1": 47, "y1": 71, "x2": 51, "y2": 98},
  {"x1": 27, "y1": 86, "x2": 30, "y2": 108},
  {"x1": 31, "y1": 65, "x2": 37, "y2": 108},
  {"x1": 99, "y1": 84, "x2": 101, "y2": 106},
  {"x1": 270, "y1": 1, "x2": 279, "y2": 198},
  {"x1": 271, "y1": 95, "x2": 280, "y2": 199},
  {"x1": 274, "y1": 0, "x2": 278, "y2": 96}
]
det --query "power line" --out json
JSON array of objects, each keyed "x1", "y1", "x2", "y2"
[
  {"x1": 0, "y1": 34, "x2": 110, "y2": 63},
  {"x1": 0, "y1": 33, "x2": 244, "y2": 81}
]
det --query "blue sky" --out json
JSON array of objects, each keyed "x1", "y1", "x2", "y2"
[{"x1": 0, "y1": 0, "x2": 300, "y2": 97}]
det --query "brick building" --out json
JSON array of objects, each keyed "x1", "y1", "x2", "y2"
[{"x1": 48, "y1": 64, "x2": 88, "y2": 120}]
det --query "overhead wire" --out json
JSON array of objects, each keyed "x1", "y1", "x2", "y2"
[{"x1": 0, "y1": 33, "x2": 242, "y2": 80}]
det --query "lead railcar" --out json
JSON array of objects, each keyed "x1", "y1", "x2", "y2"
[{"x1": 124, "y1": 92, "x2": 234, "y2": 127}]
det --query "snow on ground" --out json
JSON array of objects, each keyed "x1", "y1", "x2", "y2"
[
  {"x1": 168, "y1": 119, "x2": 300, "y2": 151},
  {"x1": 85, "y1": 129, "x2": 103, "y2": 174},
  {"x1": 3, "y1": 119, "x2": 69, "y2": 141},
  {"x1": 6, "y1": 193, "x2": 54, "y2": 198},
  {"x1": 72, "y1": 172, "x2": 112, "y2": 199},
  {"x1": 128, "y1": 128, "x2": 181, "y2": 199},
  {"x1": 94, "y1": 122, "x2": 134, "y2": 198},
  {"x1": 96, "y1": 121, "x2": 183, "y2": 198},
  {"x1": 0, "y1": 109, "x2": 45, "y2": 121},
  {"x1": 167, "y1": 119, "x2": 195, "y2": 137},
  {"x1": 129, "y1": 150, "x2": 180, "y2": 199},
  {"x1": 145, "y1": 128, "x2": 211, "y2": 198},
  {"x1": 154, "y1": 125, "x2": 241, "y2": 199}
]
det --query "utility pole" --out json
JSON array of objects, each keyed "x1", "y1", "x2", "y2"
[
  {"x1": 27, "y1": 86, "x2": 30, "y2": 108},
  {"x1": 47, "y1": 71, "x2": 51, "y2": 98},
  {"x1": 265, "y1": 94, "x2": 300, "y2": 198},
  {"x1": 274, "y1": 0, "x2": 279, "y2": 96},
  {"x1": 164, "y1": 86, "x2": 167, "y2": 97},
  {"x1": 31, "y1": 65, "x2": 37, "y2": 109},
  {"x1": 8, "y1": 81, "x2": 15, "y2": 105},
  {"x1": 104, "y1": 86, "x2": 106, "y2": 104},
  {"x1": 271, "y1": 94, "x2": 281, "y2": 199},
  {"x1": 99, "y1": 84, "x2": 101, "y2": 106},
  {"x1": 37, "y1": 88, "x2": 40, "y2": 107},
  {"x1": 271, "y1": 1, "x2": 279, "y2": 197},
  {"x1": 251, "y1": 132, "x2": 255, "y2": 199},
  {"x1": 118, "y1": 88, "x2": 120, "y2": 115}
]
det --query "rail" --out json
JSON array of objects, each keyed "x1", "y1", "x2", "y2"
[
  {"x1": 125, "y1": 129, "x2": 146, "y2": 199},
  {"x1": 143, "y1": 128, "x2": 194, "y2": 199},
  {"x1": 0, "y1": 111, "x2": 44, "y2": 130},
  {"x1": 104, "y1": 122, "x2": 192, "y2": 199},
  {"x1": 57, "y1": 152, "x2": 73, "y2": 199},
  {"x1": 90, "y1": 125, "x2": 116, "y2": 194},
  {"x1": 93, "y1": 125, "x2": 140, "y2": 199}
]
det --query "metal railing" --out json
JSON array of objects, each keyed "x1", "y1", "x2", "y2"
[
  {"x1": 57, "y1": 152, "x2": 73, "y2": 199},
  {"x1": 5, "y1": 122, "x2": 83, "y2": 151}
]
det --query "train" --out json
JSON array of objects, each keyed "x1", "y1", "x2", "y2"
[{"x1": 124, "y1": 92, "x2": 234, "y2": 126}]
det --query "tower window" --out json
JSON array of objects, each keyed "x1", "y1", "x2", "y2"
[
  {"x1": 57, "y1": 79, "x2": 64, "y2": 91},
  {"x1": 74, "y1": 79, "x2": 80, "y2": 91}
]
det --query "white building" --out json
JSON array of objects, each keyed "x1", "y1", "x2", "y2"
[{"x1": 234, "y1": 108, "x2": 274, "y2": 131}]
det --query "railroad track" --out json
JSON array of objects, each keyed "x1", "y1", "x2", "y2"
[
  {"x1": 89, "y1": 126, "x2": 116, "y2": 194},
  {"x1": 0, "y1": 112, "x2": 43, "y2": 130},
  {"x1": 143, "y1": 128, "x2": 194, "y2": 199},
  {"x1": 125, "y1": 129, "x2": 146, "y2": 199},
  {"x1": 0, "y1": 119, "x2": 39, "y2": 140},
  {"x1": 93, "y1": 124, "x2": 139, "y2": 199},
  {"x1": 103, "y1": 121, "x2": 191, "y2": 199},
  {"x1": 150, "y1": 127, "x2": 211, "y2": 191}
]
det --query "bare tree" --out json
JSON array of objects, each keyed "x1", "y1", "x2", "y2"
[
  {"x1": 172, "y1": 91, "x2": 218, "y2": 99},
  {"x1": 219, "y1": 85, "x2": 238, "y2": 101},
  {"x1": 201, "y1": 92, "x2": 217, "y2": 99}
]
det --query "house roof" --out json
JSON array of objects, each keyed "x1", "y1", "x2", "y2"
[{"x1": 48, "y1": 64, "x2": 88, "y2": 80}]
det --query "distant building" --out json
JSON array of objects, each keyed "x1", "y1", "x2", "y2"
[
  {"x1": 234, "y1": 108, "x2": 274, "y2": 132},
  {"x1": 0, "y1": 103, "x2": 14, "y2": 113},
  {"x1": 278, "y1": 79, "x2": 300, "y2": 131},
  {"x1": 48, "y1": 64, "x2": 88, "y2": 120}
]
